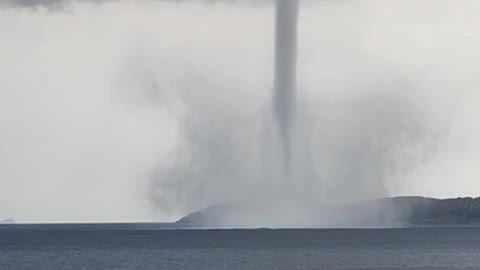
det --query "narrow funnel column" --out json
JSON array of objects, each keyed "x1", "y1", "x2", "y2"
[{"x1": 274, "y1": 0, "x2": 299, "y2": 174}]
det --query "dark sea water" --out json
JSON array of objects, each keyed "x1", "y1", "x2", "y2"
[{"x1": 1, "y1": 226, "x2": 480, "y2": 270}]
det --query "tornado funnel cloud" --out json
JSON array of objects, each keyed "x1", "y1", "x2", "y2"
[{"x1": 274, "y1": 0, "x2": 299, "y2": 174}]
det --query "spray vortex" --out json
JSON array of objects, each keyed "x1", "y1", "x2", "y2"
[{"x1": 274, "y1": 0, "x2": 299, "y2": 175}]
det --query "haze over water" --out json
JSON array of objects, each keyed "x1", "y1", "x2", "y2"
[{"x1": 0, "y1": 0, "x2": 479, "y2": 225}]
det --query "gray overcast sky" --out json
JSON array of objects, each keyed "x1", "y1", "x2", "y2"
[{"x1": 1, "y1": 0, "x2": 479, "y2": 222}]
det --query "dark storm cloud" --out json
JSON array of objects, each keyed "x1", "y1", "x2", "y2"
[
  {"x1": 0, "y1": 0, "x2": 58, "y2": 7},
  {"x1": 0, "y1": 0, "x2": 271, "y2": 9},
  {"x1": 0, "y1": 0, "x2": 93, "y2": 9}
]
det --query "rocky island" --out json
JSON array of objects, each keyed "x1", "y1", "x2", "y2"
[{"x1": 176, "y1": 197, "x2": 480, "y2": 228}]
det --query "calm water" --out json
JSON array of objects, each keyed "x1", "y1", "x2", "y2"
[{"x1": 1, "y1": 227, "x2": 480, "y2": 270}]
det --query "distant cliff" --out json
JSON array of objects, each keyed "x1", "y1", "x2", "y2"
[
  {"x1": 176, "y1": 197, "x2": 480, "y2": 228},
  {"x1": 406, "y1": 197, "x2": 480, "y2": 224},
  {"x1": 1, "y1": 218, "x2": 15, "y2": 224}
]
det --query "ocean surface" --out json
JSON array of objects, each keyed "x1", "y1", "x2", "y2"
[{"x1": 1, "y1": 225, "x2": 480, "y2": 270}]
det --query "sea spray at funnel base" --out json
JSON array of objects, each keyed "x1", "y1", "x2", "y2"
[{"x1": 274, "y1": 0, "x2": 299, "y2": 176}]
